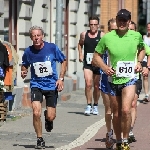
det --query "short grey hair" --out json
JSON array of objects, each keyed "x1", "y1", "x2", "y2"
[{"x1": 29, "y1": 25, "x2": 44, "y2": 36}]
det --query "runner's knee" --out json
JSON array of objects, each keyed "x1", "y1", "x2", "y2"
[
  {"x1": 93, "y1": 82, "x2": 99, "y2": 90},
  {"x1": 47, "y1": 114, "x2": 56, "y2": 121},
  {"x1": 106, "y1": 110, "x2": 111, "y2": 115},
  {"x1": 33, "y1": 110, "x2": 41, "y2": 118},
  {"x1": 105, "y1": 106, "x2": 111, "y2": 114},
  {"x1": 122, "y1": 107, "x2": 131, "y2": 117},
  {"x1": 143, "y1": 76, "x2": 148, "y2": 80},
  {"x1": 85, "y1": 82, "x2": 92, "y2": 89}
]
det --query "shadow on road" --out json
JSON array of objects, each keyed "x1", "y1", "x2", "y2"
[
  {"x1": 87, "y1": 148, "x2": 109, "y2": 150},
  {"x1": 67, "y1": 111, "x2": 85, "y2": 115},
  {"x1": 13, "y1": 144, "x2": 54, "y2": 149},
  {"x1": 95, "y1": 138, "x2": 106, "y2": 142},
  {"x1": 137, "y1": 99, "x2": 144, "y2": 103},
  {"x1": 137, "y1": 99, "x2": 150, "y2": 104}
]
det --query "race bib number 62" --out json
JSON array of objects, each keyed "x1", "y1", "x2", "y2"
[
  {"x1": 33, "y1": 61, "x2": 53, "y2": 77},
  {"x1": 116, "y1": 61, "x2": 135, "y2": 78}
]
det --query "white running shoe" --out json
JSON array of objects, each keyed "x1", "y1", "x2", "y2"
[
  {"x1": 92, "y1": 106, "x2": 99, "y2": 115},
  {"x1": 84, "y1": 105, "x2": 92, "y2": 115}
]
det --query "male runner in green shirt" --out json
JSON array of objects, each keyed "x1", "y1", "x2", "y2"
[{"x1": 92, "y1": 9, "x2": 145, "y2": 150}]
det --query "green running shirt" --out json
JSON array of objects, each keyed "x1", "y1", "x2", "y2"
[{"x1": 95, "y1": 30, "x2": 144, "y2": 84}]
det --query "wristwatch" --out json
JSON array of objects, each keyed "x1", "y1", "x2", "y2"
[{"x1": 59, "y1": 78, "x2": 64, "y2": 81}]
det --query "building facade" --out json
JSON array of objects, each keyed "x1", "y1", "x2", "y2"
[
  {"x1": 0, "y1": 0, "x2": 100, "y2": 109},
  {"x1": 0, "y1": 0, "x2": 139, "y2": 109},
  {"x1": 100, "y1": 0, "x2": 138, "y2": 33}
]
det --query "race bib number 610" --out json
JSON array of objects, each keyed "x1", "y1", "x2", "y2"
[{"x1": 116, "y1": 61, "x2": 135, "y2": 78}]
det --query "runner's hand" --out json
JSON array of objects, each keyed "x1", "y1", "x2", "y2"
[
  {"x1": 21, "y1": 71, "x2": 28, "y2": 79},
  {"x1": 142, "y1": 67, "x2": 149, "y2": 77},
  {"x1": 104, "y1": 66, "x2": 115, "y2": 76},
  {"x1": 135, "y1": 63, "x2": 142, "y2": 73},
  {"x1": 79, "y1": 54, "x2": 83, "y2": 62},
  {"x1": 56, "y1": 80, "x2": 64, "y2": 92}
]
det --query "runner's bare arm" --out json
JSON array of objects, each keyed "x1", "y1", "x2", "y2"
[
  {"x1": 100, "y1": 32, "x2": 105, "y2": 37},
  {"x1": 137, "y1": 48, "x2": 145, "y2": 62},
  {"x1": 147, "y1": 56, "x2": 150, "y2": 68},
  {"x1": 92, "y1": 52, "x2": 104, "y2": 67},
  {"x1": 78, "y1": 32, "x2": 85, "y2": 62},
  {"x1": 59, "y1": 59, "x2": 67, "y2": 79},
  {"x1": 92, "y1": 52, "x2": 114, "y2": 75},
  {"x1": 135, "y1": 48, "x2": 145, "y2": 72}
]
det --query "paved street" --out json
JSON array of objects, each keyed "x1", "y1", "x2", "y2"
[
  {"x1": 0, "y1": 88, "x2": 149, "y2": 150},
  {"x1": 0, "y1": 89, "x2": 105, "y2": 150}
]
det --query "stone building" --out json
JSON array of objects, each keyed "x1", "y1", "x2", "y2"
[{"x1": 0, "y1": 0, "x2": 140, "y2": 109}]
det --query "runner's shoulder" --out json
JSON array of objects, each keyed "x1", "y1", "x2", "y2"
[
  {"x1": 43, "y1": 41, "x2": 56, "y2": 47},
  {"x1": 100, "y1": 30, "x2": 115, "y2": 39},
  {"x1": 128, "y1": 30, "x2": 142, "y2": 37}
]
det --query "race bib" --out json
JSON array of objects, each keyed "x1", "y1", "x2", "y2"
[
  {"x1": 86, "y1": 53, "x2": 93, "y2": 64},
  {"x1": 116, "y1": 61, "x2": 135, "y2": 78},
  {"x1": 33, "y1": 61, "x2": 53, "y2": 77}
]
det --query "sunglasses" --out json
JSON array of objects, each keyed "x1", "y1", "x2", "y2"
[{"x1": 90, "y1": 24, "x2": 98, "y2": 26}]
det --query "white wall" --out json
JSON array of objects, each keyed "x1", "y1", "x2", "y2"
[
  {"x1": 16, "y1": 0, "x2": 50, "y2": 86},
  {"x1": 16, "y1": 0, "x2": 100, "y2": 88}
]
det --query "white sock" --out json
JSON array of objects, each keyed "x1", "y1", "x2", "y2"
[
  {"x1": 108, "y1": 131, "x2": 112, "y2": 136},
  {"x1": 123, "y1": 138, "x2": 128, "y2": 143},
  {"x1": 108, "y1": 129, "x2": 113, "y2": 135},
  {"x1": 145, "y1": 94, "x2": 149, "y2": 97},
  {"x1": 129, "y1": 131, "x2": 133, "y2": 136}
]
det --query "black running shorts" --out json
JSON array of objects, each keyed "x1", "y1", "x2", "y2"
[
  {"x1": 135, "y1": 79, "x2": 142, "y2": 97},
  {"x1": 83, "y1": 62, "x2": 100, "y2": 75},
  {"x1": 31, "y1": 87, "x2": 58, "y2": 107}
]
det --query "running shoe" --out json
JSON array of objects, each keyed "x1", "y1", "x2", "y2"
[
  {"x1": 128, "y1": 132, "x2": 136, "y2": 143},
  {"x1": 84, "y1": 105, "x2": 92, "y2": 115},
  {"x1": 122, "y1": 142, "x2": 130, "y2": 150},
  {"x1": 35, "y1": 138, "x2": 45, "y2": 149},
  {"x1": 44, "y1": 110, "x2": 53, "y2": 132},
  {"x1": 116, "y1": 143, "x2": 122, "y2": 150},
  {"x1": 143, "y1": 95, "x2": 149, "y2": 103},
  {"x1": 105, "y1": 129, "x2": 114, "y2": 149},
  {"x1": 92, "y1": 105, "x2": 99, "y2": 115}
]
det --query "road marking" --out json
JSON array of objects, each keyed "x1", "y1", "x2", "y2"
[{"x1": 55, "y1": 118, "x2": 106, "y2": 150}]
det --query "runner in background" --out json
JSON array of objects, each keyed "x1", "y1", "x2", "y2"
[
  {"x1": 142, "y1": 22, "x2": 150, "y2": 102},
  {"x1": 78, "y1": 16, "x2": 104, "y2": 115},
  {"x1": 128, "y1": 21, "x2": 142, "y2": 143}
]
